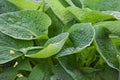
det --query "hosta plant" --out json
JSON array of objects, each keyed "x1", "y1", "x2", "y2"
[{"x1": 0, "y1": 0, "x2": 120, "y2": 80}]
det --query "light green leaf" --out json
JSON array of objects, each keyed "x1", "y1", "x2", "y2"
[
  {"x1": 94, "y1": 21, "x2": 120, "y2": 37},
  {"x1": 57, "y1": 23, "x2": 95, "y2": 57},
  {"x1": 0, "y1": 0, "x2": 19, "y2": 14},
  {"x1": 67, "y1": 7, "x2": 116, "y2": 23},
  {"x1": 103, "y1": 11, "x2": 120, "y2": 20},
  {"x1": 94, "y1": 26, "x2": 119, "y2": 70},
  {"x1": 46, "y1": 0, "x2": 73, "y2": 24},
  {"x1": 0, "y1": 32, "x2": 33, "y2": 64},
  {"x1": 25, "y1": 33, "x2": 69, "y2": 58},
  {"x1": 0, "y1": 10, "x2": 51, "y2": 40},
  {"x1": 8, "y1": 0, "x2": 39, "y2": 10},
  {"x1": 80, "y1": 0, "x2": 120, "y2": 11},
  {"x1": 65, "y1": 0, "x2": 76, "y2": 6}
]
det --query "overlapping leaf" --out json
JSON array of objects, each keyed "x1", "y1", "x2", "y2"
[
  {"x1": 25, "y1": 33, "x2": 69, "y2": 58},
  {"x1": 80, "y1": 0, "x2": 120, "y2": 11},
  {"x1": 0, "y1": 0, "x2": 19, "y2": 14},
  {"x1": 57, "y1": 23, "x2": 95, "y2": 57},
  {"x1": 0, "y1": 10, "x2": 51, "y2": 40},
  {"x1": 94, "y1": 26, "x2": 119, "y2": 70},
  {"x1": 67, "y1": 7, "x2": 116, "y2": 23},
  {"x1": 46, "y1": 0, "x2": 73, "y2": 24},
  {"x1": 94, "y1": 21, "x2": 120, "y2": 37},
  {"x1": 0, "y1": 32, "x2": 33, "y2": 64}
]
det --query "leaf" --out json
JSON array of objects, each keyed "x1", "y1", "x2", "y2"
[
  {"x1": 0, "y1": 32, "x2": 33, "y2": 64},
  {"x1": 95, "y1": 66, "x2": 119, "y2": 80},
  {"x1": 103, "y1": 11, "x2": 120, "y2": 20},
  {"x1": 71, "y1": 0, "x2": 82, "y2": 8},
  {"x1": 0, "y1": 0, "x2": 19, "y2": 14},
  {"x1": 0, "y1": 10, "x2": 51, "y2": 40},
  {"x1": 46, "y1": 0, "x2": 73, "y2": 24},
  {"x1": 25, "y1": 33, "x2": 69, "y2": 58},
  {"x1": 65, "y1": 0, "x2": 76, "y2": 6},
  {"x1": 58, "y1": 55, "x2": 92, "y2": 80},
  {"x1": 51, "y1": 64, "x2": 73, "y2": 80},
  {"x1": 67, "y1": 7, "x2": 116, "y2": 23},
  {"x1": 0, "y1": 67, "x2": 18, "y2": 80},
  {"x1": 28, "y1": 59, "x2": 51, "y2": 80},
  {"x1": 46, "y1": 8, "x2": 64, "y2": 37},
  {"x1": 94, "y1": 26, "x2": 119, "y2": 70},
  {"x1": 16, "y1": 59, "x2": 32, "y2": 71},
  {"x1": 77, "y1": 46, "x2": 97, "y2": 67},
  {"x1": 16, "y1": 77, "x2": 28, "y2": 80},
  {"x1": 8, "y1": 0, "x2": 39, "y2": 10},
  {"x1": 57, "y1": 23, "x2": 95, "y2": 57},
  {"x1": 94, "y1": 21, "x2": 120, "y2": 37},
  {"x1": 80, "y1": 0, "x2": 120, "y2": 11}
]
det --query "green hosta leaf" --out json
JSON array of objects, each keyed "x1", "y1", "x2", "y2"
[
  {"x1": 16, "y1": 59, "x2": 32, "y2": 71},
  {"x1": 57, "y1": 23, "x2": 95, "y2": 57},
  {"x1": 65, "y1": 0, "x2": 76, "y2": 6},
  {"x1": 103, "y1": 11, "x2": 120, "y2": 20},
  {"x1": 46, "y1": 0, "x2": 73, "y2": 24},
  {"x1": 77, "y1": 46, "x2": 97, "y2": 67},
  {"x1": 95, "y1": 66, "x2": 118, "y2": 80},
  {"x1": 94, "y1": 21, "x2": 120, "y2": 37},
  {"x1": 67, "y1": 7, "x2": 116, "y2": 23},
  {"x1": 71, "y1": 0, "x2": 82, "y2": 8},
  {"x1": 28, "y1": 60, "x2": 51, "y2": 80},
  {"x1": 25, "y1": 33, "x2": 69, "y2": 58},
  {"x1": 8, "y1": 0, "x2": 39, "y2": 10},
  {"x1": 58, "y1": 55, "x2": 92, "y2": 80},
  {"x1": 0, "y1": 0, "x2": 19, "y2": 14},
  {"x1": 0, "y1": 10, "x2": 51, "y2": 40},
  {"x1": 16, "y1": 77, "x2": 28, "y2": 80},
  {"x1": 27, "y1": 0, "x2": 40, "y2": 4},
  {"x1": 80, "y1": 0, "x2": 120, "y2": 11},
  {"x1": 52, "y1": 64, "x2": 73, "y2": 80},
  {"x1": 0, "y1": 32, "x2": 33, "y2": 64},
  {"x1": 0, "y1": 67, "x2": 18, "y2": 80},
  {"x1": 46, "y1": 8, "x2": 64, "y2": 37},
  {"x1": 94, "y1": 26, "x2": 119, "y2": 70}
]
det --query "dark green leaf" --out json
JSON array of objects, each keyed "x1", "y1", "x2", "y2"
[
  {"x1": 94, "y1": 26, "x2": 119, "y2": 70},
  {"x1": 28, "y1": 59, "x2": 51, "y2": 80},
  {"x1": 46, "y1": 8, "x2": 64, "y2": 37},
  {"x1": 94, "y1": 21, "x2": 120, "y2": 37},
  {"x1": 16, "y1": 59, "x2": 32, "y2": 71},
  {"x1": 51, "y1": 64, "x2": 73, "y2": 80},
  {"x1": 0, "y1": 67, "x2": 18, "y2": 80}
]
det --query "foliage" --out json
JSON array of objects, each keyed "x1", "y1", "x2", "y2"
[{"x1": 0, "y1": 0, "x2": 120, "y2": 80}]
